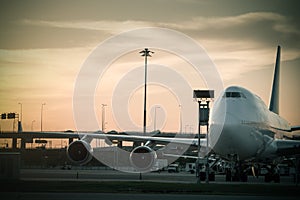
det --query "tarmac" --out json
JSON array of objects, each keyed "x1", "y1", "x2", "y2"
[
  {"x1": 20, "y1": 168, "x2": 297, "y2": 185},
  {"x1": 1, "y1": 192, "x2": 298, "y2": 200},
  {"x1": 1, "y1": 168, "x2": 299, "y2": 200}
]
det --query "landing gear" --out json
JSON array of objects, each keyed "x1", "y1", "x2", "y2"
[
  {"x1": 225, "y1": 164, "x2": 248, "y2": 182},
  {"x1": 264, "y1": 173, "x2": 280, "y2": 183},
  {"x1": 240, "y1": 171, "x2": 248, "y2": 182},
  {"x1": 199, "y1": 171, "x2": 215, "y2": 181},
  {"x1": 225, "y1": 154, "x2": 249, "y2": 182},
  {"x1": 264, "y1": 165, "x2": 280, "y2": 183},
  {"x1": 225, "y1": 168, "x2": 232, "y2": 181},
  {"x1": 196, "y1": 164, "x2": 216, "y2": 182}
]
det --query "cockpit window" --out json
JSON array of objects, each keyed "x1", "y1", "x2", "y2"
[{"x1": 223, "y1": 92, "x2": 246, "y2": 98}]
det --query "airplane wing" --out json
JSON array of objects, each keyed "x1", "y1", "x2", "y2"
[
  {"x1": 33, "y1": 131, "x2": 208, "y2": 169},
  {"x1": 291, "y1": 126, "x2": 300, "y2": 131},
  {"x1": 24, "y1": 131, "x2": 201, "y2": 146},
  {"x1": 22, "y1": 131, "x2": 210, "y2": 169},
  {"x1": 275, "y1": 139, "x2": 300, "y2": 156},
  {"x1": 77, "y1": 131, "x2": 211, "y2": 158},
  {"x1": 79, "y1": 131, "x2": 200, "y2": 147},
  {"x1": 162, "y1": 153, "x2": 199, "y2": 159}
]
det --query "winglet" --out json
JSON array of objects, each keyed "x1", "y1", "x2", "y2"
[{"x1": 269, "y1": 45, "x2": 281, "y2": 114}]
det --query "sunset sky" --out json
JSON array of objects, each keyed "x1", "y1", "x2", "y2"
[{"x1": 0, "y1": 0, "x2": 299, "y2": 133}]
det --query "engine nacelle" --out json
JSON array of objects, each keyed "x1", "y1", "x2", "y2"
[
  {"x1": 67, "y1": 140, "x2": 93, "y2": 165},
  {"x1": 130, "y1": 146, "x2": 157, "y2": 172}
]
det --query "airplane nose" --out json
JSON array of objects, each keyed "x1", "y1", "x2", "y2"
[
  {"x1": 214, "y1": 98, "x2": 241, "y2": 126},
  {"x1": 224, "y1": 111, "x2": 241, "y2": 125},
  {"x1": 223, "y1": 96, "x2": 247, "y2": 125}
]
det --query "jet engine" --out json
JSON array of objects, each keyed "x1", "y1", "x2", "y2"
[
  {"x1": 67, "y1": 140, "x2": 93, "y2": 165},
  {"x1": 129, "y1": 146, "x2": 157, "y2": 172}
]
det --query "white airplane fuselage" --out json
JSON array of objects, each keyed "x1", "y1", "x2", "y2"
[{"x1": 209, "y1": 86, "x2": 291, "y2": 162}]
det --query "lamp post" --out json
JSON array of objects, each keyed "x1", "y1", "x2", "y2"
[
  {"x1": 154, "y1": 106, "x2": 160, "y2": 131},
  {"x1": 101, "y1": 104, "x2": 107, "y2": 132},
  {"x1": 139, "y1": 48, "x2": 154, "y2": 135},
  {"x1": 31, "y1": 120, "x2": 35, "y2": 131},
  {"x1": 179, "y1": 105, "x2": 182, "y2": 133},
  {"x1": 185, "y1": 125, "x2": 189, "y2": 134},
  {"x1": 18, "y1": 102, "x2": 23, "y2": 132},
  {"x1": 41, "y1": 103, "x2": 46, "y2": 132},
  {"x1": 18, "y1": 102, "x2": 22, "y2": 122},
  {"x1": 190, "y1": 125, "x2": 194, "y2": 134}
]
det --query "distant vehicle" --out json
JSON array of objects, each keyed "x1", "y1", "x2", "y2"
[
  {"x1": 197, "y1": 158, "x2": 216, "y2": 181},
  {"x1": 260, "y1": 167, "x2": 269, "y2": 175},
  {"x1": 278, "y1": 163, "x2": 290, "y2": 176},
  {"x1": 152, "y1": 159, "x2": 168, "y2": 172},
  {"x1": 168, "y1": 163, "x2": 179, "y2": 173},
  {"x1": 185, "y1": 163, "x2": 196, "y2": 174},
  {"x1": 213, "y1": 160, "x2": 227, "y2": 175},
  {"x1": 61, "y1": 162, "x2": 72, "y2": 170}
]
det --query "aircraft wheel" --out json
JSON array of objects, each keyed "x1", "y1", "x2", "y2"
[
  {"x1": 225, "y1": 169, "x2": 232, "y2": 182},
  {"x1": 209, "y1": 172, "x2": 215, "y2": 181},
  {"x1": 200, "y1": 172, "x2": 206, "y2": 181},
  {"x1": 264, "y1": 173, "x2": 271, "y2": 182},
  {"x1": 241, "y1": 173, "x2": 248, "y2": 182},
  {"x1": 273, "y1": 174, "x2": 280, "y2": 183}
]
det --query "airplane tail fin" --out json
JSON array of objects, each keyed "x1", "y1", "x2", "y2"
[{"x1": 269, "y1": 45, "x2": 281, "y2": 114}]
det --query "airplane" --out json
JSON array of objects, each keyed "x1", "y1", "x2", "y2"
[
  {"x1": 64, "y1": 45, "x2": 300, "y2": 182},
  {"x1": 209, "y1": 45, "x2": 300, "y2": 182}
]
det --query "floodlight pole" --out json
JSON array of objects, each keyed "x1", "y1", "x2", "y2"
[
  {"x1": 140, "y1": 48, "x2": 154, "y2": 135},
  {"x1": 205, "y1": 101, "x2": 210, "y2": 184},
  {"x1": 139, "y1": 48, "x2": 154, "y2": 181},
  {"x1": 193, "y1": 90, "x2": 214, "y2": 184},
  {"x1": 197, "y1": 101, "x2": 201, "y2": 184},
  {"x1": 41, "y1": 103, "x2": 46, "y2": 132}
]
